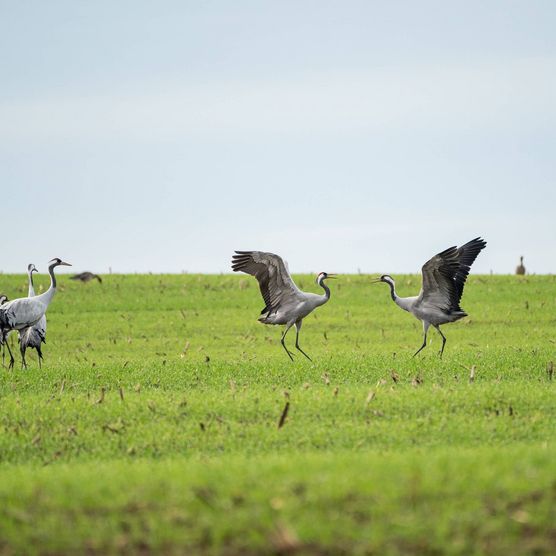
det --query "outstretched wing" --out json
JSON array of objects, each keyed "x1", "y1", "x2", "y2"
[
  {"x1": 419, "y1": 237, "x2": 487, "y2": 311},
  {"x1": 231, "y1": 251, "x2": 304, "y2": 313}
]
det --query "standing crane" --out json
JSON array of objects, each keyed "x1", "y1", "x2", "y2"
[
  {"x1": 0, "y1": 258, "x2": 71, "y2": 369},
  {"x1": 18, "y1": 264, "x2": 47, "y2": 368},
  {"x1": 231, "y1": 251, "x2": 335, "y2": 361},
  {"x1": 373, "y1": 237, "x2": 486, "y2": 357}
]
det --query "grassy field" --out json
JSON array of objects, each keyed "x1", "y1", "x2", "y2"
[{"x1": 0, "y1": 272, "x2": 555, "y2": 554}]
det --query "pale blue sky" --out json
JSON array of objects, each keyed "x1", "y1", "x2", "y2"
[{"x1": 1, "y1": 1, "x2": 555, "y2": 274}]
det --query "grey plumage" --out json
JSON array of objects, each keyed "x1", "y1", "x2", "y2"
[
  {"x1": 232, "y1": 251, "x2": 335, "y2": 361},
  {"x1": 0, "y1": 257, "x2": 71, "y2": 369},
  {"x1": 18, "y1": 264, "x2": 47, "y2": 368},
  {"x1": 375, "y1": 237, "x2": 487, "y2": 357}
]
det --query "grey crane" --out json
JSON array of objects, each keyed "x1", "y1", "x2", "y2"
[
  {"x1": 18, "y1": 263, "x2": 47, "y2": 369},
  {"x1": 70, "y1": 271, "x2": 102, "y2": 284},
  {"x1": 0, "y1": 258, "x2": 71, "y2": 369},
  {"x1": 231, "y1": 251, "x2": 335, "y2": 361},
  {"x1": 373, "y1": 237, "x2": 486, "y2": 357}
]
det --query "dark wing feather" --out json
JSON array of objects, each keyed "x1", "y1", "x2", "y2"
[
  {"x1": 231, "y1": 251, "x2": 303, "y2": 312},
  {"x1": 419, "y1": 237, "x2": 486, "y2": 311}
]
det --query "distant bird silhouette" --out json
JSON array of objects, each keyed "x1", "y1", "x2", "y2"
[
  {"x1": 18, "y1": 264, "x2": 47, "y2": 368},
  {"x1": 515, "y1": 256, "x2": 526, "y2": 275},
  {"x1": 232, "y1": 250, "x2": 335, "y2": 361},
  {"x1": 70, "y1": 271, "x2": 102, "y2": 284},
  {"x1": 374, "y1": 237, "x2": 487, "y2": 357}
]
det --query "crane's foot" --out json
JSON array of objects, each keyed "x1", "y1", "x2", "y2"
[
  {"x1": 295, "y1": 345, "x2": 312, "y2": 361},
  {"x1": 281, "y1": 341, "x2": 295, "y2": 361},
  {"x1": 413, "y1": 345, "x2": 427, "y2": 357}
]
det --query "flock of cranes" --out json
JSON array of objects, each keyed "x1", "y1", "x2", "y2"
[
  {"x1": 0, "y1": 238, "x2": 488, "y2": 368},
  {"x1": 0, "y1": 258, "x2": 71, "y2": 369}
]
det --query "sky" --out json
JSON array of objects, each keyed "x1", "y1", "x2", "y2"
[{"x1": 1, "y1": 1, "x2": 555, "y2": 275}]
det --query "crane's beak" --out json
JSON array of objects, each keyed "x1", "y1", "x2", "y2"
[
  {"x1": 326, "y1": 274, "x2": 338, "y2": 279},
  {"x1": 60, "y1": 261, "x2": 72, "y2": 267},
  {"x1": 370, "y1": 277, "x2": 382, "y2": 284}
]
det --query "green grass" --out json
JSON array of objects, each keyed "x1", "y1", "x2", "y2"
[{"x1": 0, "y1": 273, "x2": 555, "y2": 554}]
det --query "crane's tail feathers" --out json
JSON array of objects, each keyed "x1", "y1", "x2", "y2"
[{"x1": 449, "y1": 310, "x2": 468, "y2": 322}]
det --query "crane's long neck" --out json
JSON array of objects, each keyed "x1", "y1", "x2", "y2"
[
  {"x1": 317, "y1": 278, "x2": 331, "y2": 306},
  {"x1": 386, "y1": 279, "x2": 413, "y2": 312},
  {"x1": 27, "y1": 271, "x2": 35, "y2": 297},
  {"x1": 385, "y1": 279, "x2": 398, "y2": 303},
  {"x1": 41, "y1": 263, "x2": 58, "y2": 305},
  {"x1": 321, "y1": 280, "x2": 331, "y2": 301}
]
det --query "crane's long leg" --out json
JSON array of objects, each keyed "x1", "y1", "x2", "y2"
[
  {"x1": 413, "y1": 321, "x2": 430, "y2": 357},
  {"x1": 434, "y1": 325, "x2": 447, "y2": 358},
  {"x1": 294, "y1": 320, "x2": 312, "y2": 361},
  {"x1": 20, "y1": 344, "x2": 28, "y2": 370},
  {"x1": 280, "y1": 323, "x2": 295, "y2": 361},
  {"x1": 5, "y1": 339, "x2": 15, "y2": 370}
]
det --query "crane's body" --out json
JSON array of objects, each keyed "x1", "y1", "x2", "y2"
[
  {"x1": 232, "y1": 250, "x2": 334, "y2": 360},
  {"x1": 0, "y1": 258, "x2": 71, "y2": 369},
  {"x1": 375, "y1": 237, "x2": 486, "y2": 356},
  {"x1": 18, "y1": 264, "x2": 47, "y2": 368},
  {"x1": 258, "y1": 291, "x2": 329, "y2": 326}
]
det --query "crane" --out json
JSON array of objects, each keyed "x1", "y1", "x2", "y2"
[
  {"x1": 0, "y1": 258, "x2": 71, "y2": 369},
  {"x1": 373, "y1": 237, "x2": 486, "y2": 357},
  {"x1": 231, "y1": 251, "x2": 335, "y2": 361},
  {"x1": 18, "y1": 264, "x2": 47, "y2": 369}
]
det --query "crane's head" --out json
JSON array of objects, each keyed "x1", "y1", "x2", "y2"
[
  {"x1": 48, "y1": 258, "x2": 72, "y2": 268},
  {"x1": 0, "y1": 294, "x2": 8, "y2": 305},
  {"x1": 316, "y1": 272, "x2": 337, "y2": 285},
  {"x1": 371, "y1": 274, "x2": 395, "y2": 287},
  {"x1": 28, "y1": 263, "x2": 38, "y2": 274}
]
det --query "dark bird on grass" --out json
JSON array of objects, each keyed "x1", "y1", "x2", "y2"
[
  {"x1": 373, "y1": 237, "x2": 486, "y2": 357},
  {"x1": 70, "y1": 271, "x2": 102, "y2": 284},
  {"x1": 515, "y1": 256, "x2": 526, "y2": 275},
  {"x1": 0, "y1": 258, "x2": 71, "y2": 369},
  {"x1": 18, "y1": 264, "x2": 47, "y2": 369},
  {"x1": 231, "y1": 251, "x2": 335, "y2": 361}
]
